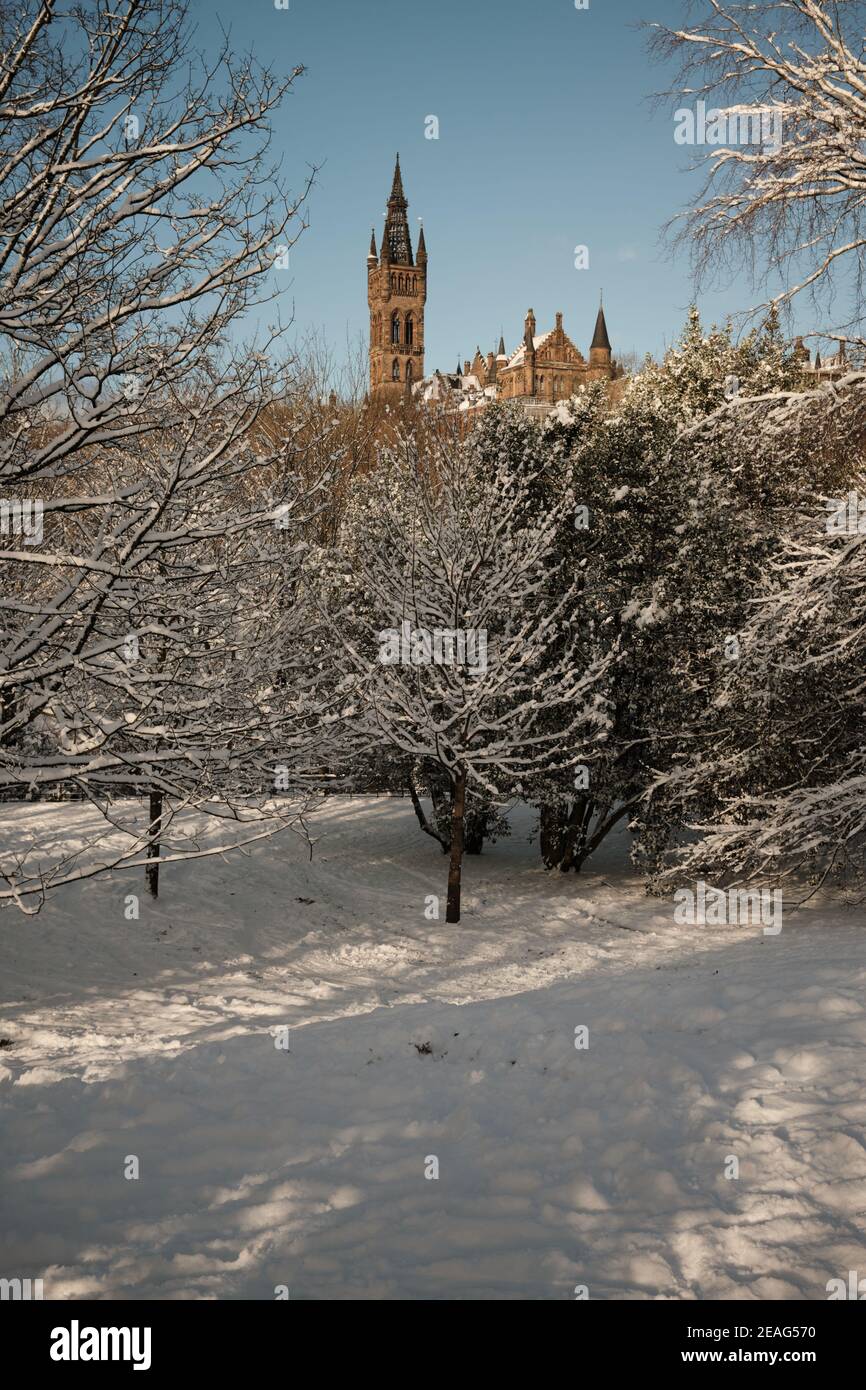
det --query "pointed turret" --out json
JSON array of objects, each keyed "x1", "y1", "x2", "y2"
[
  {"x1": 367, "y1": 228, "x2": 378, "y2": 266},
  {"x1": 498, "y1": 334, "x2": 506, "y2": 357},
  {"x1": 417, "y1": 221, "x2": 427, "y2": 266},
  {"x1": 591, "y1": 305, "x2": 611, "y2": 352},
  {"x1": 589, "y1": 301, "x2": 612, "y2": 373}
]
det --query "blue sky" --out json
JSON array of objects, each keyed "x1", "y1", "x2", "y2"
[{"x1": 193, "y1": 0, "x2": 814, "y2": 375}]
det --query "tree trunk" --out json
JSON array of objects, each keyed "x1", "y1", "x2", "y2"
[
  {"x1": 541, "y1": 799, "x2": 588, "y2": 870},
  {"x1": 571, "y1": 799, "x2": 637, "y2": 872},
  {"x1": 445, "y1": 764, "x2": 467, "y2": 923},
  {"x1": 540, "y1": 802, "x2": 566, "y2": 867},
  {"x1": 464, "y1": 808, "x2": 489, "y2": 855},
  {"x1": 408, "y1": 776, "x2": 450, "y2": 851},
  {"x1": 146, "y1": 787, "x2": 163, "y2": 899},
  {"x1": 559, "y1": 798, "x2": 594, "y2": 872},
  {"x1": 430, "y1": 778, "x2": 451, "y2": 840}
]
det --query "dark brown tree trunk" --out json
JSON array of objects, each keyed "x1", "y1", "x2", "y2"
[
  {"x1": 408, "y1": 776, "x2": 450, "y2": 851},
  {"x1": 445, "y1": 764, "x2": 467, "y2": 923},
  {"x1": 571, "y1": 799, "x2": 638, "y2": 871},
  {"x1": 146, "y1": 787, "x2": 163, "y2": 898}
]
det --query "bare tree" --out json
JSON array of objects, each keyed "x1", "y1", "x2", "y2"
[
  {"x1": 0, "y1": 0, "x2": 335, "y2": 909},
  {"x1": 649, "y1": 0, "x2": 866, "y2": 341}
]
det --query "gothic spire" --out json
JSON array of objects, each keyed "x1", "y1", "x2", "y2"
[
  {"x1": 391, "y1": 153, "x2": 405, "y2": 202},
  {"x1": 384, "y1": 153, "x2": 413, "y2": 265},
  {"x1": 368, "y1": 228, "x2": 377, "y2": 264}
]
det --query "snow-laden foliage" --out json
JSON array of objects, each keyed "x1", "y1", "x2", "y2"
[
  {"x1": 0, "y1": 1, "x2": 336, "y2": 907},
  {"x1": 530, "y1": 309, "x2": 808, "y2": 872},
  {"x1": 308, "y1": 411, "x2": 612, "y2": 919},
  {"x1": 625, "y1": 306, "x2": 802, "y2": 424},
  {"x1": 646, "y1": 374, "x2": 866, "y2": 891}
]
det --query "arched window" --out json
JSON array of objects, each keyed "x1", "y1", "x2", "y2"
[
  {"x1": 412, "y1": 277, "x2": 417, "y2": 294},
  {"x1": 391, "y1": 312, "x2": 400, "y2": 345},
  {"x1": 405, "y1": 313, "x2": 414, "y2": 347},
  {"x1": 392, "y1": 358, "x2": 401, "y2": 381},
  {"x1": 406, "y1": 360, "x2": 413, "y2": 383}
]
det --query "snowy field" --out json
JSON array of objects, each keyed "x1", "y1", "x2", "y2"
[{"x1": 1, "y1": 796, "x2": 866, "y2": 1301}]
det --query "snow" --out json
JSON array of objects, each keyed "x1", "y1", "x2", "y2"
[
  {"x1": 2, "y1": 796, "x2": 866, "y2": 1300},
  {"x1": 507, "y1": 332, "x2": 553, "y2": 369}
]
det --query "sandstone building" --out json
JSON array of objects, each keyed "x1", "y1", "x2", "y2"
[
  {"x1": 367, "y1": 158, "x2": 621, "y2": 412},
  {"x1": 367, "y1": 156, "x2": 427, "y2": 402}
]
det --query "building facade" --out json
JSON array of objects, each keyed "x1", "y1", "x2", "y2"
[{"x1": 367, "y1": 158, "x2": 621, "y2": 411}]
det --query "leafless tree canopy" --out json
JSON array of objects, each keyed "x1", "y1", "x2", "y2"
[
  {"x1": 649, "y1": 0, "x2": 866, "y2": 340},
  {"x1": 0, "y1": 0, "x2": 335, "y2": 907}
]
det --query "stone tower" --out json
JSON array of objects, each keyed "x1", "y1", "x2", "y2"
[{"x1": 368, "y1": 155, "x2": 427, "y2": 400}]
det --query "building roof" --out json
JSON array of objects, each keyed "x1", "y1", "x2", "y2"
[
  {"x1": 591, "y1": 306, "x2": 611, "y2": 351},
  {"x1": 505, "y1": 332, "x2": 552, "y2": 369}
]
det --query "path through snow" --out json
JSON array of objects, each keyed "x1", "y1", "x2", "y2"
[{"x1": 1, "y1": 798, "x2": 865, "y2": 1299}]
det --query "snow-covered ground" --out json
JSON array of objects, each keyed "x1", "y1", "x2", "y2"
[{"x1": 1, "y1": 796, "x2": 866, "y2": 1300}]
